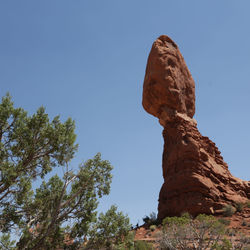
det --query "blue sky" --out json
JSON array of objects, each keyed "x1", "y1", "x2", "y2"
[{"x1": 0, "y1": 1, "x2": 249, "y2": 225}]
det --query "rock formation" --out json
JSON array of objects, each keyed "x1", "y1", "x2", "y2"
[{"x1": 142, "y1": 35, "x2": 250, "y2": 219}]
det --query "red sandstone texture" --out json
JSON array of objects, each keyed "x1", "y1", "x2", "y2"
[{"x1": 142, "y1": 35, "x2": 250, "y2": 220}]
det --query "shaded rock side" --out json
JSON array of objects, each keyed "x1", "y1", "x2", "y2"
[{"x1": 142, "y1": 35, "x2": 250, "y2": 220}]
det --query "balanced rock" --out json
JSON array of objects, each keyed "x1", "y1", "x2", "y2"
[{"x1": 143, "y1": 35, "x2": 250, "y2": 219}]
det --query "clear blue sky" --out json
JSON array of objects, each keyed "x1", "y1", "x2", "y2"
[{"x1": 0, "y1": 1, "x2": 249, "y2": 225}]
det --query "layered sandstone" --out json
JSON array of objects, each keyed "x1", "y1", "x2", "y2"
[{"x1": 143, "y1": 35, "x2": 250, "y2": 219}]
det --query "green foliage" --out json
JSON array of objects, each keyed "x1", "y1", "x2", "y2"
[
  {"x1": 218, "y1": 218, "x2": 230, "y2": 226},
  {"x1": 142, "y1": 212, "x2": 159, "y2": 226},
  {"x1": 120, "y1": 231, "x2": 136, "y2": 250},
  {"x1": 233, "y1": 233, "x2": 250, "y2": 249},
  {"x1": 161, "y1": 215, "x2": 192, "y2": 249},
  {"x1": 211, "y1": 231, "x2": 250, "y2": 249},
  {"x1": 162, "y1": 214, "x2": 190, "y2": 227},
  {"x1": 246, "y1": 200, "x2": 250, "y2": 208},
  {"x1": 222, "y1": 204, "x2": 236, "y2": 217},
  {"x1": 212, "y1": 238, "x2": 232, "y2": 250},
  {"x1": 194, "y1": 214, "x2": 226, "y2": 241},
  {"x1": 160, "y1": 213, "x2": 227, "y2": 250},
  {"x1": 235, "y1": 202, "x2": 244, "y2": 212},
  {"x1": 160, "y1": 213, "x2": 250, "y2": 250},
  {"x1": 111, "y1": 231, "x2": 136, "y2": 250},
  {"x1": 0, "y1": 233, "x2": 16, "y2": 249},
  {"x1": 0, "y1": 94, "x2": 131, "y2": 249},
  {"x1": 227, "y1": 228, "x2": 236, "y2": 237},
  {"x1": 87, "y1": 205, "x2": 131, "y2": 249},
  {"x1": 0, "y1": 94, "x2": 78, "y2": 232},
  {"x1": 134, "y1": 240, "x2": 153, "y2": 250},
  {"x1": 17, "y1": 153, "x2": 113, "y2": 249},
  {"x1": 149, "y1": 225, "x2": 156, "y2": 232}
]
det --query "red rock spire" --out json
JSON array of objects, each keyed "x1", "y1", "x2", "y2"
[{"x1": 143, "y1": 35, "x2": 250, "y2": 219}]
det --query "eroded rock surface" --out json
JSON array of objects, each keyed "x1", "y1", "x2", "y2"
[{"x1": 143, "y1": 35, "x2": 250, "y2": 219}]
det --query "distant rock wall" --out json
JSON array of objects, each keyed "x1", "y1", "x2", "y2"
[{"x1": 142, "y1": 35, "x2": 250, "y2": 219}]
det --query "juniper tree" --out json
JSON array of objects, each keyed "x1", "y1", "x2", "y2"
[
  {"x1": 17, "y1": 153, "x2": 113, "y2": 249},
  {"x1": 0, "y1": 94, "x2": 78, "y2": 232},
  {"x1": 87, "y1": 205, "x2": 131, "y2": 249},
  {"x1": 0, "y1": 94, "x2": 131, "y2": 249}
]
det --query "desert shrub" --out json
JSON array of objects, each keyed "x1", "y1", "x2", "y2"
[
  {"x1": 160, "y1": 214, "x2": 227, "y2": 250},
  {"x1": 227, "y1": 229, "x2": 236, "y2": 237},
  {"x1": 160, "y1": 213, "x2": 250, "y2": 250},
  {"x1": 232, "y1": 232, "x2": 250, "y2": 249},
  {"x1": 193, "y1": 214, "x2": 226, "y2": 249},
  {"x1": 246, "y1": 200, "x2": 250, "y2": 208},
  {"x1": 149, "y1": 225, "x2": 156, "y2": 232},
  {"x1": 212, "y1": 238, "x2": 232, "y2": 250},
  {"x1": 181, "y1": 212, "x2": 192, "y2": 219},
  {"x1": 218, "y1": 218, "x2": 230, "y2": 226},
  {"x1": 113, "y1": 231, "x2": 135, "y2": 250},
  {"x1": 142, "y1": 212, "x2": 159, "y2": 226},
  {"x1": 154, "y1": 230, "x2": 163, "y2": 239},
  {"x1": 161, "y1": 215, "x2": 193, "y2": 249},
  {"x1": 235, "y1": 202, "x2": 244, "y2": 212},
  {"x1": 87, "y1": 205, "x2": 131, "y2": 249},
  {"x1": 213, "y1": 232, "x2": 250, "y2": 250},
  {"x1": 241, "y1": 220, "x2": 247, "y2": 226},
  {"x1": 162, "y1": 215, "x2": 190, "y2": 227},
  {"x1": 222, "y1": 204, "x2": 236, "y2": 217},
  {"x1": 134, "y1": 240, "x2": 153, "y2": 250},
  {"x1": 142, "y1": 216, "x2": 150, "y2": 224}
]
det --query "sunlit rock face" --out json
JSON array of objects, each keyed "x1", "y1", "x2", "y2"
[
  {"x1": 142, "y1": 35, "x2": 195, "y2": 127},
  {"x1": 142, "y1": 35, "x2": 250, "y2": 219}
]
